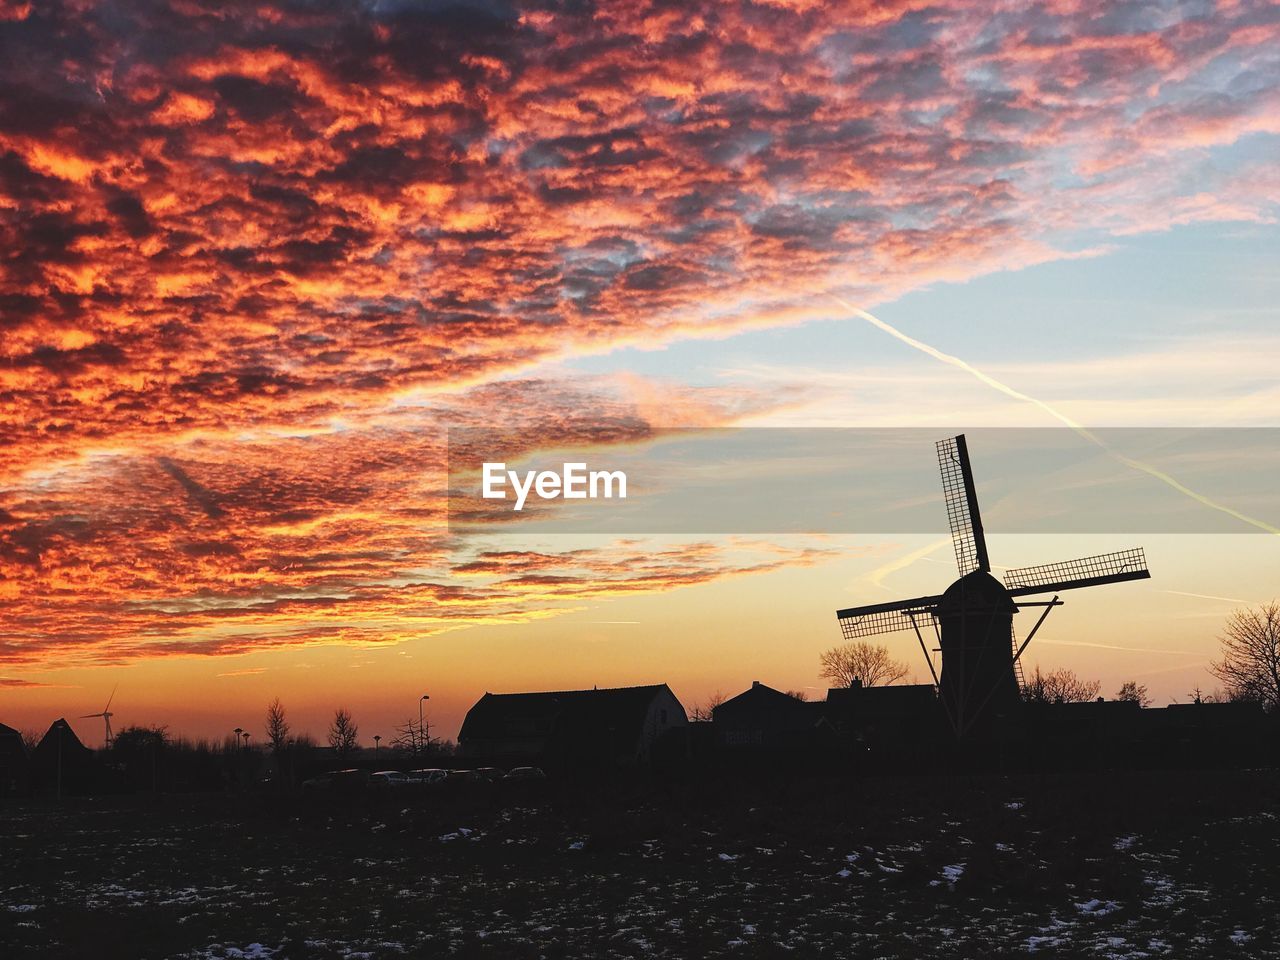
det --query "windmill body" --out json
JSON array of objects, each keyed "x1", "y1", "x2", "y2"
[
  {"x1": 836, "y1": 435, "x2": 1151, "y2": 740},
  {"x1": 937, "y1": 570, "x2": 1019, "y2": 735}
]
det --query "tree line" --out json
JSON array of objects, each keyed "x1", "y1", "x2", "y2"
[{"x1": 688, "y1": 601, "x2": 1280, "y2": 716}]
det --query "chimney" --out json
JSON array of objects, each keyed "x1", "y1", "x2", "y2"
[{"x1": 752, "y1": 680, "x2": 761, "y2": 688}]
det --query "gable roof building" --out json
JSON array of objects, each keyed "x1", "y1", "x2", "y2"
[
  {"x1": 0, "y1": 722, "x2": 30, "y2": 797},
  {"x1": 31, "y1": 718, "x2": 97, "y2": 793},
  {"x1": 712, "y1": 681, "x2": 823, "y2": 749},
  {"x1": 458, "y1": 684, "x2": 687, "y2": 769}
]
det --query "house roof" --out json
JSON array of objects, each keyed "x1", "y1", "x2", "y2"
[
  {"x1": 714, "y1": 681, "x2": 813, "y2": 717},
  {"x1": 35, "y1": 718, "x2": 90, "y2": 753},
  {"x1": 0, "y1": 722, "x2": 26, "y2": 760},
  {"x1": 825, "y1": 684, "x2": 938, "y2": 718},
  {"x1": 459, "y1": 684, "x2": 675, "y2": 743}
]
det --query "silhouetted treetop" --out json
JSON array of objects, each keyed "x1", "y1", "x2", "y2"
[{"x1": 819, "y1": 642, "x2": 910, "y2": 688}]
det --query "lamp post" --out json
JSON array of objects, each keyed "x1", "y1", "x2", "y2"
[
  {"x1": 419, "y1": 694, "x2": 430, "y2": 756},
  {"x1": 373, "y1": 734, "x2": 381, "y2": 763},
  {"x1": 242, "y1": 731, "x2": 250, "y2": 750},
  {"x1": 56, "y1": 721, "x2": 64, "y2": 803},
  {"x1": 231, "y1": 727, "x2": 244, "y2": 790}
]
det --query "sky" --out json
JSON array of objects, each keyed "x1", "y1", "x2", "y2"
[{"x1": 1, "y1": 0, "x2": 1278, "y2": 745}]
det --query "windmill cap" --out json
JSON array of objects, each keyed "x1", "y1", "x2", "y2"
[{"x1": 938, "y1": 570, "x2": 1017, "y2": 614}]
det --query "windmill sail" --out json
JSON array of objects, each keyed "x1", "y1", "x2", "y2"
[
  {"x1": 836, "y1": 594, "x2": 943, "y2": 639},
  {"x1": 833, "y1": 433, "x2": 1152, "y2": 741},
  {"x1": 936, "y1": 435, "x2": 990, "y2": 576},
  {"x1": 1004, "y1": 547, "x2": 1150, "y2": 597}
]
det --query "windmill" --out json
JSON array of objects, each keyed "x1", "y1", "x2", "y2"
[
  {"x1": 81, "y1": 685, "x2": 116, "y2": 749},
  {"x1": 835, "y1": 435, "x2": 1150, "y2": 739}
]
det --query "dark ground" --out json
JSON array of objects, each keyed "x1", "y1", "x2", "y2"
[{"x1": 2, "y1": 769, "x2": 1278, "y2": 959}]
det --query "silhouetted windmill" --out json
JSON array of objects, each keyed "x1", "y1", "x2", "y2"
[
  {"x1": 81, "y1": 685, "x2": 116, "y2": 749},
  {"x1": 836, "y1": 435, "x2": 1150, "y2": 739}
]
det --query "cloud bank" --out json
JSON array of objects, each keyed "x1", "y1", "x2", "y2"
[{"x1": 1, "y1": 0, "x2": 1277, "y2": 666}]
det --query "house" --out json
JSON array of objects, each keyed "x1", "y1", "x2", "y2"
[
  {"x1": 1133, "y1": 700, "x2": 1272, "y2": 768},
  {"x1": 0, "y1": 722, "x2": 30, "y2": 797},
  {"x1": 712, "y1": 681, "x2": 823, "y2": 749},
  {"x1": 31, "y1": 718, "x2": 97, "y2": 793},
  {"x1": 458, "y1": 684, "x2": 687, "y2": 769},
  {"x1": 823, "y1": 682, "x2": 947, "y2": 758}
]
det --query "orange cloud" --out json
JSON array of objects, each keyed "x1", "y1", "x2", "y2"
[{"x1": 1, "y1": 0, "x2": 1276, "y2": 669}]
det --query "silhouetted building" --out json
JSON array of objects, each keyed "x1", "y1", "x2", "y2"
[
  {"x1": 0, "y1": 722, "x2": 29, "y2": 797},
  {"x1": 31, "y1": 718, "x2": 97, "y2": 794},
  {"x1": 1136, "y1": 700, "x2": 1272, "y2": 768},
  {"x1": 937, "y1": 571, "x2": 1020, "y2": 734},
  {"x1": 835, "y1": 435, "x2": 1151, "y2": 744},
  {"x1": 825, "y1": 682, "x2": 940, "y2": 733},
  {"x1": 712, "y1": 682, "x2": 822, "y2": 749},
  {"x1": 822, "y1": 681, "x2": 949, "y2": 767},
  {"x1": 458, "y1": 684, "x2": 686, "y2": 770}
]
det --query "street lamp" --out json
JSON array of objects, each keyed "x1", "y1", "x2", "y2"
[
  {"x1": 373, "y1": 734, "x2": 381, "y2": 762},
  {"x1": 419, "y1": 694, "x2": 430, "y2": 756},
  {"x1": 242, "y1": 731, "x2": 250, "y2": 750},
  {"x1": 233, "y1": 727, "x2": 243, "y2": 750}
]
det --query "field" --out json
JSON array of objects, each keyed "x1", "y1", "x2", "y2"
[{"x1": 2, "y1": 770, "x2": 1278, "y2": 959}]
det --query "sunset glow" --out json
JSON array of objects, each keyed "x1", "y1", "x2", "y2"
[{"x1": 3, "y1": 0, "x2": 1279, "y2": 743}]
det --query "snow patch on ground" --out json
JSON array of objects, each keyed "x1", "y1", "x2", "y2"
[
  {"x1": 1076, "y1": 899, "x2": 1122, "y2": 916},
  {"x1": 196, "y1": 944, "x2": 278, "y2": 959}
]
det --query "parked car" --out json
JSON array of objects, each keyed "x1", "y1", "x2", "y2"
[
  {"x1": 370, "y1": 770, "x2": 412, "y2": 788},
  {"x1": 407, "y1": 768, "x2": 448, "y2": 785},
  {"x1": 503, "y1": 766, "x2": 546, "y2": 781},
  {"x1": 472, "y1": 767, "x2": 505, "y2": 782},
  {"x1": 444, "y1": 769, "x2": 481, "y2": 784},
  {"x1": 301, "y1": 768, "x2": 370, "y2": 791}
]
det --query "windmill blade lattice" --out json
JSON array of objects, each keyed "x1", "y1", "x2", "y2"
[
  {"x1": 837, "y1": 596, "x2": 942, "y2": 639},
  {"x1": 1004, "y1": 548, "x2": 1150, "y2": 596},
  {"x1": 936, "y1": 435, "x2": 990, "y2": 576}
]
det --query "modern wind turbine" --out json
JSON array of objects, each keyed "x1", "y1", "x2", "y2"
[{"x1": 81, "y1": 685, "x2": 116, "y2": 749}]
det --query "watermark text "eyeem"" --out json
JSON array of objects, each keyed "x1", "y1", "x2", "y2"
[{"x1": 481, "y1": 462, "x2": 627, "y2": 512}]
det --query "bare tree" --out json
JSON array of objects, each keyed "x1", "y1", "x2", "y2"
[
  {"x1": 391, "y1": 717, "x2": 422, "y2": 754},
  {"x1": 391, "y1": 717, "x2": 446, "y2": 756},
  {"x1": 328, "y1": 707, "x2": 359, "y2": 759},
  {"x1": 1115, "y1": 681, "x2": 1151, "y2": 707},
  {"x1": 783, "y1": 689, "x2": 809, "y2": 702},
  {"x1": 265, "y1": 697, "x2": 290, "y2": 754},
  {"x1": 688, "y1": 690, "x2": 726, "y2": 722},
  {"x1": 819, "y1": 642, "x2": 910, "y2": 688},
  {"x1": 1209, "y1": 602, "x2": 1280, "y2": 711},
  {"x1": 1024, "y1": 666, "x2": 1101, "y2": 703}
]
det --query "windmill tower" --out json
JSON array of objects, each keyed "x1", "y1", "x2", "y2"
[
  {"x1": 836, "y1": 435, "x2": 1151, "y2": 739},
  {"x1": 81, "y1": 686, "x2": 116, "y2": 749}
]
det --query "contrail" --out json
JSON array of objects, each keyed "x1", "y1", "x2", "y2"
[
  {"x1": 866, "y1": 536, "x2": 951, "y2": 590},
  {"x1": 832, "y1": 296, "x2": 1280, "y2": 536},
  {"x1": 1033, "y1": 638, "x2": 1202, "y2": 656},
  {"x1": 1161, "y1": 589, "x2": 1258, "y2": 605}
]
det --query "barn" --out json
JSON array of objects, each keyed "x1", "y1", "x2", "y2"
[
  {"x1": 31, "y1": 718, "x2": 97, "y2": 794},
  {"x1": 712, "y1": 681, "x2": 823, "y2": 749},
  {"x1": 458, "y1": 684, "x2": 687, "y2": 770},
  {"x1": 0, "y1": 722, "x2": 30, "y2": 797}
]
